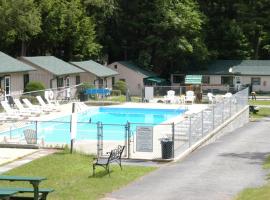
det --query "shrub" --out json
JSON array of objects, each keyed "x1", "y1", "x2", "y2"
[
  {"x1": 24, "y1": 81, "x2": 45, "y2": 97},
  {"x1": 114, "y1": 81, "x2": 127, "y2": 95}
]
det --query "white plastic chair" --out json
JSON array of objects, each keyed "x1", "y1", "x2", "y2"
[
  {"x1": 207, "y1": 93, "x2": 215, "y2": 104},
  {"x1": 164, "y1": 90, "x2": 179, "y2": 104},
  {"x1": 184, "y1": 91, "x2": 195, "y2": 104},
  {"x1": 224, "y1": 92, "x2": 232, "y2": 98}
]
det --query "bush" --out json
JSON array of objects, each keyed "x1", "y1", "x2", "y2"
[
  {"x1": 114, "y1": 81, "x2": 127, "y2": 95},
  {"x1": 24, "y1": 81, "x2": 45, "y2": 97}
]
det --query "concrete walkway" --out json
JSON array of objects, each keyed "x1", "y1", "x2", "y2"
[
  {"x1": 106, "y1": 117, "x2": 270, "y2": 200},
  {"x1": 0, "y1": 149, "x2": 57, "y2": 174}
]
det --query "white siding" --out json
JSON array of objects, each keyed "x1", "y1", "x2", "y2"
[
  {"x1": 80, "y1": 72, "x2": 96, "y2": 85},
  {"x1": 107, "y1": 62, "x2": 146, "y2": 96}
]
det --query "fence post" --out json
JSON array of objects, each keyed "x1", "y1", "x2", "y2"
[
  {"x1": 189, "y1": 116, "x2": 192, "y2": 147},
  {"x1": 201, "y1": 111, "x2": 204, "y2": 137},
  {"x1": 212, "y1": 105, "x2": 215, "y2": 130},
  {"x1": 127, "y1": 122, "x2": 131, "y2": 159},
  {"x1": 96, "y1": 122, "x2": 100, "y2": 157},
  {"x1": 222, "y1": 101, "x2": 224, "y2": 123},
  {"x1": 172, "y1": 122, "x2": 175, "y2": 158}
]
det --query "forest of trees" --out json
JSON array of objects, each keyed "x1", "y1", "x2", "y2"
[{"x1": 1, "y1": 0, "x2": 270, "y2": 77}]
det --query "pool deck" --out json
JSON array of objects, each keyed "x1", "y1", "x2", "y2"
[{"x1": 0, "y1": 102, "x2": 208, "y2": 162}]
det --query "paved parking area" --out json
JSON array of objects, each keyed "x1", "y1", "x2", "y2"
[{"x1": 106, "y1": 117, "x2": 270, "y2": 200}]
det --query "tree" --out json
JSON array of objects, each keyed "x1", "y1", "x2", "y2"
[
  {"x1": 32, "y1": 0, "x2": 101, "y2": 60},
  {"x1": 105, "y1": 0, "x2": 208, "y2": 74},
  {"x1": 0, "y1": 0, "x2": 41, "y2": 56}
]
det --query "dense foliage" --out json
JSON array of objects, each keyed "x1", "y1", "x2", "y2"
[{"x1": 1, "y1": 0, "x2": 270, "y2": 75}]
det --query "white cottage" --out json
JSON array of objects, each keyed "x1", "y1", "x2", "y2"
[
  {"x1": 107, "y1": 61, "x2": 157, "y2": 96},
  {"x1": 0, "y1": 51, "x2": 35, "y2": 98}
]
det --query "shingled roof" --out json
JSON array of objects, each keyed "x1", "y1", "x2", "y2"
[
  {"x1": 21, "y1": 56, "x2": 84, "y2": 76},
  {"x1": 71, "y1": 60, "x2": 118, "y2": 77},
  {"x1": 0, "y1": 52, "x2": 35, "y2": 73}
]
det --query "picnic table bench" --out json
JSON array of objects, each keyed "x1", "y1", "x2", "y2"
[
  {"x1": 92, "y1": 145, "x2": 125, "y2": 176},
  {"x1": 0, "y1": 175, "x2": 54, "y2": 200}
]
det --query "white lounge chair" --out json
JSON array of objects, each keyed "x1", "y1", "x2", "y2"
[
  {"x1": 22, "y1": 98, "x2": 50, "y2": 113},
  {"x1": 184, "y1": 91, "x2": 195, "y2": 104},
  {"x1": 164, "y1": 90, "x2": 179, "y2": 104},
  {"x1": 14, "y1": 99, "x2": 41, "y2": 116},
  {"x1": 76, "y1": 102, "x2": 89, "y2": 112},
  {"x1": 36, "y1": 96, "x2": 60, "y2": 112},
  {"x1": 207, "y1": 93, "x2": 215, "y2": 104},
  {"x1": 1, "y1": 101, "x2": 30, "y2": 118},
  {"x1": 224, "y1": 92, "x2": 232, "y2": 98}
]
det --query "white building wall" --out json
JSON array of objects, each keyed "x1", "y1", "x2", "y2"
[{"x1": 107, "y1": 62, "x2": 146, "y2": 96}]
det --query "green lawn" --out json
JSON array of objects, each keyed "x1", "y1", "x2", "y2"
[
  {"x1": 0, "y1": 150, "x2": 156, "y2": 200},
  {"x1": 235, "y1": 156, "x2": 270, "y2": 200},
  {"x1": 249, "y1": 100, "x2": 270, "y2": 106},
  {"x1": 250, "y1": 107, "x2": 270, "y2": 119}
]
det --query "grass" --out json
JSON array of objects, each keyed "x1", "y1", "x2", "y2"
[
  {"x1": 0, "y1": 150, "x2": 156, "y2": 200},
  {"x1": 235, "y1": 156, "x2": 270, "y2": 200},
  {"x1": 250, "y1": 107, "x2": 270, "y2": 119},
  {"x1": 249, "y1": 100, "x2": 270, "y2": 106}
]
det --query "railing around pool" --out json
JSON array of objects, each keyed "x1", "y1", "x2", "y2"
[{"x1": 0, "y1": 88, "x2": 249, "y2": 160}]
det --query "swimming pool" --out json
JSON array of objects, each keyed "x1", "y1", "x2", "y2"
[{"x1": 1, "y1": 107, "x2": 186, "y2": 143}]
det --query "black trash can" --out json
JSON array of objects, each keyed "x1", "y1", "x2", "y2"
[{"x1": 161, "y1": 138, "x2": 173, "y2": 159}]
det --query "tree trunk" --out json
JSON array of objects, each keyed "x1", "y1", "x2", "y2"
[{"x1": 21, "y1": 40, "x2": 26, "y2": 56}]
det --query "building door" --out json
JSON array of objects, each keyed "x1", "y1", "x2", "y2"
[
  {"x1": 4, "y1": 76, "x2": 10, "y2": 97},
  {"x1": 65, "y1": 76, "x2": 70, "y2": 87}
]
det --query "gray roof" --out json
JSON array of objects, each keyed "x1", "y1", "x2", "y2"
[
  {"x1": 22, "y1": 56, "x2": 84, "y2": 76},
  {"x1": 193, "y1": 60, "x2": 270, "y2": 76},
  {"x1": 71, "y1": 60, "x2": 118, "y2": 77},
  {"x1": 0, "y1": 52, "x2": 35, "y2": 73},
  {"x1": 118, "y1": 61, "x2": 157, "y2": 77}
]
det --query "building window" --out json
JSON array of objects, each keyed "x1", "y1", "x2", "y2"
[
  {"x1": 251, "y1": 77, "x2": 261, "y2": 85},
  {"x1": 57, "y1": 77, "x2": 64, "y2": 87},
  {"x1": 65, "y1": 76, "x2": 70, "y2": 87},
  {"x1": 4, "y1": 76, "x2": 10, "y2": 96},
  {"x1": 202, "y1": 76, "x2": 210, "y2": 84},
  {"x1": 76, "y1": 75, "x2": 80, "y2": 85},
  {"x1": 114, "y1": 65, "x2": 117, "y2": 69},
  {"x1": 112, "y1": 77, "x2": 115, "y2": 86},
  {"x1": 221, "y1": 76, "x2": 233, "y2": 86},
  {"x1": 23, "y1": 74, "x2": 29, "y2": 89},
  {"x1": 172, "y1": 75, "x2": 184, "y2": 84}
]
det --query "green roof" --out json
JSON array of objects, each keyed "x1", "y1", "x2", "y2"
[
  {"x1": 0, "y1": 52, "x2": 35, "y2": 73},
  {"x1": 22, "y1": 56, "x2": 84, "y2": 76},
  {"x1": 118, "y1": 61, "x2": 157, "y2": 77},
  {"x1": 71, "y1": 60, "x2": 118, "y2": 77},
  {"x1": 196, "y1": 60, "x2": 270, "y2": 76},
  {"x1": 185, "y1": 75, "x2": 202, "y2": 84}
]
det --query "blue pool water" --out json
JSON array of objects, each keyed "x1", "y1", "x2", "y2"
[{"x1": 1, "y1": 107, "x2": 185, "y2": 143}]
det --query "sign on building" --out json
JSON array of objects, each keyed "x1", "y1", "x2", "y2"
[{"x1": 136, "y1": 126, "x2": 153, "y2": 152}]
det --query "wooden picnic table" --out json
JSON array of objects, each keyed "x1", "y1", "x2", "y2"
[{"x1": 0, "y1": 175, "x2": 46, "y2": 200}]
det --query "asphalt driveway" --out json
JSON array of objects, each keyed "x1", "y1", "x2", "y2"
[{"x1": 106, "y1": 117, "x2": 270, "y2": 200}]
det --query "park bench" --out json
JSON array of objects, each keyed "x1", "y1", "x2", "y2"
[
  {"x1": 92, "y1": 145, "x2": 125, "y2": 176},
  {"x1": 0, "y1": 175, "x2": 54, "y2": 200}
]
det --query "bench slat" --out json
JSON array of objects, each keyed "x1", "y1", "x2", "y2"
[{"x1": 0, "y1": 187, "x2": 54, "y2": 193}]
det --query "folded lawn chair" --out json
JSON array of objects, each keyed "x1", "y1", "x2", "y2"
[{"x1": 14, "y1": 99, "x2": 41, "y2": 116}]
